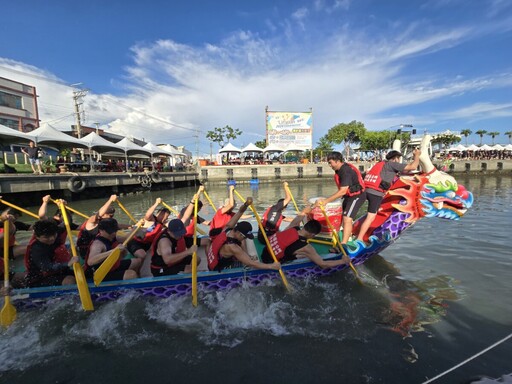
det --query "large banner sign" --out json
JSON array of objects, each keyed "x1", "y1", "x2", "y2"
[{"x1": 266, "y1": 110, "x2": 312, "y2": 150}]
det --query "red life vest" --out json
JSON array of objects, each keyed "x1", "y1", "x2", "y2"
[
  {"x1": 76, "y1": 221, "x2": 99, "y2": 253},
  {"x1": 24, "y1": 236, "x2": 71, "y2": 276},
  {"x1": 262, "y1": 205, "x2": 284, "y2": 234},
  {"x1": 210, "y1": 209, "x2": 234, "y2": 232},
  {"x1": 150, "y1": 230, "x2": 187, "y2": 269},
  {"x1": 364, "y1": 161, "x2": 387, "y2": 192},
  {"x1": 207, "y1": 231, "x2": 229, "y2": 271},
  {"x1": 0, "y1": 227, "x2": 16, "y2": 247},
  {"x1": 334, "y1": 163, "x2": 365, "y2": 196},
  {"x1": 267, "y1": 228, "x2": 300, "y2": 260},
  {"x1": 138, "y1": 222, "x2": 164, "y2": 244}
]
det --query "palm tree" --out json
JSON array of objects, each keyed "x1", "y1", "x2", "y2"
[
  {"x1": 487, "y1": 132, "x2": 500, "y2": 145},
  {"x1": 461, "y1": 129, "x2": 472, "y2": 146},
  {"x1": 475, "y1": 130, "x2": 487, "y2": 145},
  {"x1": 505, "y1": 131, "x2": 512, "y2": 144}
]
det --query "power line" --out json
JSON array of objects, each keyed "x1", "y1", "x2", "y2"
[{"x1": 1, "y1": 63, "x2": 204, "y2": 137}]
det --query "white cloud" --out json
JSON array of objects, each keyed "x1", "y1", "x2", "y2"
[{"x1": 1, "y1": 3, "x2": 511, "y2": 152}]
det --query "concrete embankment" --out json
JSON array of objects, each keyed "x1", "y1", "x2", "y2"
[
  {"x1": 0, "y1": 171, "x2": 198, "y2": 206},
  {"x1": 199, "y1": 159, "x2": 512, "y2": 185},
  {"x1": 1, "y1": 159, "x2": 510, "y2": 206}
]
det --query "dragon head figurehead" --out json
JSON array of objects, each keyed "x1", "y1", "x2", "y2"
[
  {"x1": 357, "y1": 135, "x2": 473, "y2": 243},
  {"x1": 416, "y1": 135, "x2": 473, "y2": 220}
]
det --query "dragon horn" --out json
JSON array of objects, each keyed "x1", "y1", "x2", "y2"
[{"x1": 419, "y1": 134, "x2": 436, "y2": 175}]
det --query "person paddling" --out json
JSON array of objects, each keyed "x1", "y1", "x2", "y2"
[
  {"x1": 260, "y1": 206, "x2": 350, "y2": 268},
  {"x1": 257, "y1": 181, "x2": 293, "y2": 244},
  {"x1": 84, "y1": 218, "x2": 140, "y2": 281},
  {"x1": 127, "y1": 197, "x2": 171, "y2": 261},
  {"x1": 24, "y1": 220, "x2": 77, "y2": 287},
  {"x1": 206, "y1": 197, "x2": 281, "y2": 272},
  {"x1": 76, "y1": 195, "x2": 129, "y2": 258}
]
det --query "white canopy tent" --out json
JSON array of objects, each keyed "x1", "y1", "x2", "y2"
[
  {"x1": 263, "y1": 143, "x2": 285, "y2": 161},
  {"x1": 143, "y1": 142, "x2": 175, "y2": 156},
  {"x1": 241, "y1": 143, "x2": 263, "y2": 153},
  {"x1": 27, "y1": 123, "x2": 88, "y2": 150},
  {"x1": 0, "y1": 124, "x2": 33, "y2": 145},
  {"x1": 158, "y1": 144, "x2": 185, "y2": 166},
  {"x1": 219, "y1": 142, "x2": 242, "y2": 154},
  {"x1": 0, "y1": 124, "x2": 33, "y2": 167},
  {"x1": 263, "y1": 143, "x2": 285, "y2": 153},
  {"x1": 467, "y1": 144, "x2": 480, "y2": 151},
  {"x1": 116, "y1": 138, "x2": 152, "y2": 172},
  {"x1": 447, "y1": 144, "x2": 467, "y2": 152},
  {"x1": 492, "y1": 144, "x2": 505, "y2": 151},
  {"x1": 219, "y1": 142, "x2": 242, "y2": 163},
  {"x1": 505, "y1": 144, "x2": 512, "y2": 151},
  {"x1": 241, "y1": 143, "x2": 263, "y2": 162},
  {"x1": 143, "y1": 142, "x2": 176, "y2": 170},
  {"x1": 79, "y1": 132, "x2": 125, "y2": 171},
  {"x1": 480, "y1": 144, "x2": 493, "y2": 151}
]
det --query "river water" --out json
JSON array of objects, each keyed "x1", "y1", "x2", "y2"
[{"x1": 1, "y1": 175, "x2": 511, "y2": 384}]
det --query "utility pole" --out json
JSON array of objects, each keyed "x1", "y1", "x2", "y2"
[
  {"x1": 72, "y1": 88, "x2": 88, "y2": 138},
  {"x1": 194, "y1": 129, "x2": 200, "y2": 163}
]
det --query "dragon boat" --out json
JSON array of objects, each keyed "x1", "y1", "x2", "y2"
[{"x1": 10, "y1": 135, "x2": 473, "y2": 310}]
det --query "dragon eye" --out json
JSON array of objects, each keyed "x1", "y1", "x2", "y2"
[{"x1": 446, "y1": 191, "x2": 455, "y2": 199}]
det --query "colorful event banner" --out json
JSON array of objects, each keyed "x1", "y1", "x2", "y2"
[{"x1": 266, "y1": 110, "x2": 312, "y2": 150}]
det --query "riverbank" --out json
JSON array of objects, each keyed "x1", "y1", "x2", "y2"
[
  {"x1": 0, "y1": 170, "x2": 198, "y2": 206},
  {"x1": 199, "y1": 159, "x2": 512, "y2": 184}
]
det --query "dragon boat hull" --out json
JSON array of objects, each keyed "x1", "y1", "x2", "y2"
[
  {"x1": 9, "y1": 134, "x2": 474, "y2": 311},
  {"x1": 12, "y1": 237, "x2": 389, "y2": 310}
]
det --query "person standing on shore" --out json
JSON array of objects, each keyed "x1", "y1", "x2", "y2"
[
  {"x1": 21, "y1": 141, "x2": 43, "y2": 174},
  {"x1": 356, "y1": 148, "x2": 421, "y2": 242}
]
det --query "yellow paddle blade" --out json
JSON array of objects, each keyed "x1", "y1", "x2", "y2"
[
  {"x1": 59, "y1": 200, "x2": 94, "y2": 310},
  {"x1": 2, "y1": 220, "x2": 17, "y2": 327},
  {"x1": 73, "y1": 263, "x2": 94, "y2": 311},
  {"x1": 1, "y1": 296, "x2": 17, "y2": 327},
  {"x1": 93, "y1": 249, "x2": 121, "y2": 286}
]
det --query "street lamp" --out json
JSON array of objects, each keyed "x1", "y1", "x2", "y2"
[{"x1": 396, "y1": 124, "x2": 416, "y2": 135}]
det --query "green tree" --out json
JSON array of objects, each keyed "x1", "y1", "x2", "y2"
[
  {"x1": 487, "y1": 131, "x2": 499, "y2": 145},
  {"x1": 206, "y1": 125, "x2": 242, "y2": 148},
  {"x1": 315, "y1": 136, "x2": 334, "y2": 152},
  {"x1": 460, "y1": 129, "x2": 472, "y2": 146},
  {"x1": 359, "y1": 130, "x2": 393, "y2": 152},
  {"x1": 505, "y1": 131, "x2": 512, "y2": 144},
  {"x1": 475, "y1": 130, "x2": 487, "y2": 145},
  {"x1": 325, "y1": 120, "x2": 367, "y2": 159},
  {"x1": 254, "y1": 139, "x2": 266, "y2": 149}
]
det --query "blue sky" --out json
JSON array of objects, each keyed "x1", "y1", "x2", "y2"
[{"x1": 1, "y1": 0, "x2": 511, "y2": 155}]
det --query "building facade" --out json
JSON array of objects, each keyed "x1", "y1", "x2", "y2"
[{"x1": 0, "y1": 77, "x2": 39, "y2": 132}]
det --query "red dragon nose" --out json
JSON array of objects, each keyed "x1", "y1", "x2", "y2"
[{"x1": 456, "y1": 185, "x2": 469, "y2": 200}]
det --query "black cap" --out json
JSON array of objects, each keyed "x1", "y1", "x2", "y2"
[
  {"x1": 168, "y1": 219, "x2": 186, "y2": 237},
  {"x1": 98, "y1": 218, "x2": 119, "y2": 234},
  {"x1": 386, "y1": 150, "x2": 403, "y2": 160},
  {"x1": 234, "y1": 221, "x2": 254, "y2": 239}
]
